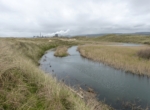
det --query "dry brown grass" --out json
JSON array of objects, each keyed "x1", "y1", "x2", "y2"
[
  {"x1": 0, "y1": 38, "x2": 112, "y2": 110},
  {"x1": 54, "y1": 46, "x2": 69, "y2": 57},
  {"x1": 0, "y1": 39, "x2": 87, "y2": 110},
  {"x1": 137, "y1": 48, "x2": 150, "y2": 59},
  {"x1": 78, "y1": 44, "x2": 150, "y2": 76}
]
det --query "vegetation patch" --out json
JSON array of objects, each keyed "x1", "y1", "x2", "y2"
[
  {"x1": 0, "y1": 38, "x2": 87, "y2": 110},
  {"x1": 74, "y1": 34, "x2": 150, "y2": 44},
  {"x1": 137, "y1": 48, "x2": 150, "y2": 59},
  {"x1": 78, "y1": 45, "x2": 150, "y2": 76},
  {"x1": 96, "y1": 34, "x2": 150, "y2": 44},
  {"x1": 54, "y1": 46, "x2": 69, "y2": 57}
]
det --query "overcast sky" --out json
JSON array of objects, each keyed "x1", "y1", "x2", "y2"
[{"x1": 0, "y1": 0, "x2": 150, "y2": 37}]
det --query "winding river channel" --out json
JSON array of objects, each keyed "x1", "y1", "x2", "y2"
[{"x1": 40, "y1": 44, "x2": 150, "y2": 109}]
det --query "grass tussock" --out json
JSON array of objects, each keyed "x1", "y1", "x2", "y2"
[
  {"x1": 0, "y1": 38, "x2": 112, "y2": 110},
  {"x1": 78, "y1": 45, "x2": 150, "y2": 76},
  {"x1": 54, "y1": 46, "x2": 69, "y2": 57},
  {"x1": 137, "y1": 48, "x2": 150, "y2": 59}
]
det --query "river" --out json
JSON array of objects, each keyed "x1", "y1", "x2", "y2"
[{"x1": 40, "y1": 45, "x2": 150, "y2": 109}]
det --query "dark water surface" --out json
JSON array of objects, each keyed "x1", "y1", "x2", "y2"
[{"x1": 40, "y1": 46, "x2": 150, "y2": 109}]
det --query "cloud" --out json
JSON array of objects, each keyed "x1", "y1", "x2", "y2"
[
  {"x1": 0, "y1": 0, "x2": 150, "y2": 37},
  {"x1": 55, "y1": 29, "x2": 70, "y2": 34},
  {"x1": 46, "y1": 29, "x2": 70, "y2": 36}
]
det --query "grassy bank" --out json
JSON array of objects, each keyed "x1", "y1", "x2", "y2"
[
  {"x1": 54, "y1": 46, "x2": 69, "y2": 57},
  {"x1": 0, "y1": 38, "x2": 112, "y2": 110},
  {"x1": 78, "y1": 44, "x2": 150, "y2": 76}
]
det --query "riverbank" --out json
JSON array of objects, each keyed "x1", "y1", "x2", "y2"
[
  {"x1": 0, "y1": 38, "x2": 112, "y2": 110},
  {"x1": 78, "y1": 44, "x2": 150, "y2": 76}
]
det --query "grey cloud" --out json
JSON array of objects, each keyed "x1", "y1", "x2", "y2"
[
  {"x1": 46, "y1": 29, "x2": 70, "y2": 36},
  {"x1": 0, "y1": 0, "x2": 150, "y2": 37}
]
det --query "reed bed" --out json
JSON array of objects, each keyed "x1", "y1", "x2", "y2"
[
  {"x1": 54, "y1": 46, "x2": 69, "y2": 57},
  {"x1": 137, "y1": 48, "x2": 150, "y2": 59},
  {"x1": 78, "y1": 44, "x2": 150, "y2": 76}
]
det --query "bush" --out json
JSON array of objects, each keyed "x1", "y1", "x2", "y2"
[{"x1": 137, "y1": 48, "x2": 150, "y2": 59}]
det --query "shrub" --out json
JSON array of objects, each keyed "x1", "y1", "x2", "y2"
[{"x1": 137, "y1": 48, "x2": 150, "y2": 59}]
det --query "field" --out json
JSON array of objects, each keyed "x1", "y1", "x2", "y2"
[
  {"x1": 75, "y1": 34, "x2": 150, "y2": 44},
  {"x1": 0, "y1": 38, "x2": 112, "y2": 110}
]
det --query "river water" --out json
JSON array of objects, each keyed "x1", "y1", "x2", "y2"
[{"x1": 40, "y1": 45, "x2": 150, "y2": 109}]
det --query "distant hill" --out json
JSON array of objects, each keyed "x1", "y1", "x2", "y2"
[{"x1": 133, "y1": 32, "x2": 150, "y2": 35}]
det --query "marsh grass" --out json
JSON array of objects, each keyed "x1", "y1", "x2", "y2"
[
  {"x1": 0, "y1": 38, "x2": 112, "y2": 110},
  {"x1": 0, "y1": 38, "x2": 88, "y2": 110},
  {"x1": 54, "y1": 46, "x2": 69, "y2": 57},
  {"x1": 137, "y1": 48, "x2": 150, "y2": 59},
  {"x1": 78, "y1": 44, "x2": 150, "y2": 76}
]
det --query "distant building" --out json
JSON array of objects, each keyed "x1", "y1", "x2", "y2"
[{"x1": 54, "y1": 34, "x2": 58, "y2": 37}]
